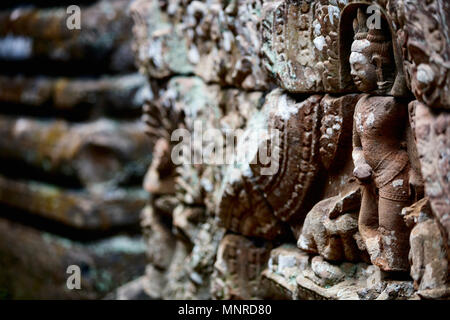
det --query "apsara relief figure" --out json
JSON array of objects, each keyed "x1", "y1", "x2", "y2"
[{"x1": 350, "y1": 9, "x2": 412, "y2": 272}]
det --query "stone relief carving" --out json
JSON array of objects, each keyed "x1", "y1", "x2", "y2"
[
  {"x1": 298, "y1": 186, "x2": 367, "y2": 263},
  {"x1": 402, "y1": 198, "x2": 449, "y2": 299},
  {"x1": 212, "y1": 234, "x2": 272, "y2": 299},
  {"x1": 135, "y1": 0, "x2": 449, "y2": 300},
  {"x1": 411, "y1": 101, "x2": 450, "y2": 240},
  {"x1": 348, "y1": 8, "x2": 413, "y2": 271},
  {"x1": 262, "y1": 1, "x2": 414, "y2": 95},
  {"x1": 132, "y1": 0, "x2": 270, "y2": 90},
  {"x1": 262, "y1": 0, "x2": 331, "y2": 92},
  {"x1": 216, "y1": 90, "x2": 363, "y2": 240},
  {"x1": 393, "y1": 0, "x2": 450, "y2": 110},
  {"x1": 3, "y1": 0, "x2": 449, "y2": 301}
]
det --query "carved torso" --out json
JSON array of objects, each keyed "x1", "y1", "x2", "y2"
[{"x1": 354, "y1": 94, "x2": 408, "y2": 171}]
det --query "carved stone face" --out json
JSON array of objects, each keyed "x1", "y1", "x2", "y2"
[{"x1": 350, "y1": 40, "x2": 378, "y2": 93}]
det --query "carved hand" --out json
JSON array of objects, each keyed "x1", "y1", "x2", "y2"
[{"x1": 353, "y1": 163, "x2": 372, "y2": 182}]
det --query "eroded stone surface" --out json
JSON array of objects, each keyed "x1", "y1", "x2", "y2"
[
  {"x1": 0, "y1": 0, "x2": 135, "y2": 72},
  {"x1": 0, "y1": 74, "x2": 147, "y2": 114},
  {"x1": 298, "y1": 186, "x2": 367, "y2": 263},
  {"x1": 0, "y1": 217, "x2": 146, "y2": 299},
  {"x1": 0, "y1": 0, "x2": 150, "y2": 299},
  {"x1": 393, "y1": 0, "x2": 450, "y2": 109},
  {"x1": 131, "y1": 0, "x2": 271, "y2": 90},
  {"x1": 412, "y1": 101, "x2": 450, "y2": 240},
  {"x1": 403, "y1": 198, "x2": 449, "y2": 299},
  {"x1": 212, "y1": 234, "x2": 272, "y2": 299},
  {"x1": 0, "y1": 116, "x2": 151, "y2": 188},
  {"x1": 0, "y1": 174, "x2": 146, "y2": 230}
]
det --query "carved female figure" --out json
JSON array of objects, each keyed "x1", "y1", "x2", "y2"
[{"x1": 350, "y1": 9, "x2": 412, "y2": 272}]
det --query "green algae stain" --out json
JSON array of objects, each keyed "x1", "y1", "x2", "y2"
[{"x1": 166, "y1": 34, "x2": 194, "y2": 75}]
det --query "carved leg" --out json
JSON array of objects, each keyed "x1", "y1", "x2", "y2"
[
  {"x1": 358, "y1": 183, "x2": 379, "y2": 240},
  {"x1": 376, "y1": 197, "x2": 411, "y2": 271},
  {"x1": 358, "y1": 183, "x2": 383, "y2": 264},
  {"x1": 376, "y1": 170, "x2": 411, "y2": 272}
]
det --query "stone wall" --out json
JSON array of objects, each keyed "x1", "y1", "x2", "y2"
[
  {"x1": 0, "y1": 0, "x2": 447, "y2": 300},
  {"x1": 133, "y1": 0, "x2": 449, "y2": 300},
  {"x1": 0, "y1": 0, "x2": 151, "y2": 299}
]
